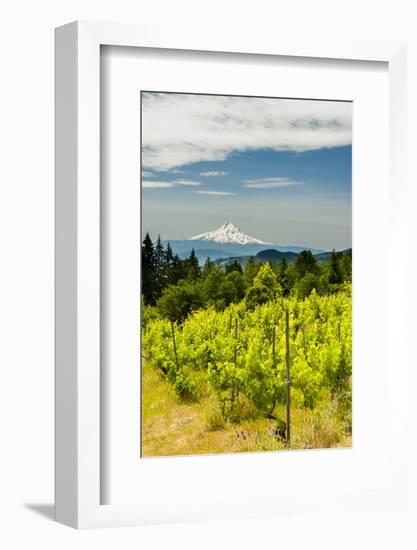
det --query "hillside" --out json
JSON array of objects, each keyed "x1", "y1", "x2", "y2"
[
  {"x1": 142, "y1": 359, "x2": 351, "y2": 457},
  {"x1": 214, "y1": 247, "x2": 351, "y2": 270}
]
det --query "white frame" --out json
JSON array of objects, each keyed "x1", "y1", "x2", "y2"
[{"x1": 55, "y1": 21, "x2": 407, "y2": 529}]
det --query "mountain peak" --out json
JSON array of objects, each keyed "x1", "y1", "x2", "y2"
[{"x1": 190, "y1": 222, "x2": 271, "y2": 245}]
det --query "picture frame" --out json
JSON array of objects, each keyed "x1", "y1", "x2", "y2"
[{"x1": 55, "y1": 21, "x2": 407, "y2": 528}]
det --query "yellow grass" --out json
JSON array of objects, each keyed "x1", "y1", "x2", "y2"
[{"x1": 141, "y1": 359, "x2": 352, "y2": 457}]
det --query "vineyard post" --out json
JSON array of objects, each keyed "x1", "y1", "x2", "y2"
[
  {"x1": 272, "y1": 325, "x2": 276, "y2": 366},
  {"x1": 170, "y1": 320, "x2": 180, "y2": 371},
  {"x1": 231, "y1": 317, "x2": 239, "y2": 411},
  {"x1": 337, "y1": 320, "x2": 341, "y2": 342},
  {"x1": 234, "y1": 318, "x2": 238, "y2": 367},
  {"x1": 285, "y1": 309, "x2": 291, "y2": 446}
]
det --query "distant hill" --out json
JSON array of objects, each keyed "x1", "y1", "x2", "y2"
[
  {"x1": 313, "y1": 248, "x2": 352, "y2": 262},
  {"x1": 214, "y1": 247, "x2": 352, "y2": 270},
  {"x1": 215, "y1": 249, "x2": 298, "y2": 269},
  {"x1": 164, "y1": 240, "x2": 323, "y2": 265},
  {"x1": 256, "y1": 249, "x2": 298, "y2": 263}
]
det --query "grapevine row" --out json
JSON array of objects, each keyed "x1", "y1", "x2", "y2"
[{"x1": 142, "y1": 286, "x2": 352, "y2": 424}]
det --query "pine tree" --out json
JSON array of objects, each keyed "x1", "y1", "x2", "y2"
[
  {"x1": 244, "y1": 256, "x2": 260, "y2": 286},
  {"x1": 164, "y1": 242, "x2": 175, "y2": 285},
  {"x1": 141, "y1": 233, "x2": 156, "y2": 305},
  {"x1": 278, "y1": 256, "x2": 290, "y2": 296},
  {"x1": 294, "y1": 250, "x2": 318, "y2": 279},
  {"x1": 187, "y1": 248, "x2": 200, "y2": 280},
  {"x1": 328, "y1": 249, "x2": 343, "y2": 284},
  {"x1": 225, "y1": 260, "x2": 243, "y2": 274},
  {"x1": 154, "y1": 235, "x2": 166, "y2": 299},
  {"x1": 202, "y1": 257, "x2": 214, "y2": 279}
]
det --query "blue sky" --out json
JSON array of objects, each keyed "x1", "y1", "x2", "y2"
[{"x1": 141, "y1": 92, "x2": 352, "y2": 250}]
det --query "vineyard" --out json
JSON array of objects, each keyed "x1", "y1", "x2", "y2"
[{"x1": 142, "y1": 283, "x2": 352, "y2": 456}]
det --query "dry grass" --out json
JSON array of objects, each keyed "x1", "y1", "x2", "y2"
[{"x1": 141, "y1": 360, "x2": 352, "y2": 457}]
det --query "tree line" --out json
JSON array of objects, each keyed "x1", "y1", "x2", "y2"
[{"x1": 142, "y1": 232, "x2": 352, "y2": 322}]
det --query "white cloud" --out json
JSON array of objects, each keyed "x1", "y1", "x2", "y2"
[
  {"x1": 141, "y1": 170, "x2": 154, "y2": 178},
  {"x1": 199, "y1": 171, "x2": 229, "y2": 177},
  {"x1": 173, "y1": 179, "x2": 202, "y2": 186},
  {"x1": 142, "y1": 181, "x2": 175, "y2": 188},
  {"x1": 142, "y1": 179, "x2": 201, "y2": 189},
  {"x1": 242, "y1": 177, "x2": 303, "y2": 189},
  {"x1": 195, "y1": 190, "x2": 235, "y2": 196},
  {"x1": 142, "y1": 93, "x2": 352, "y2": 171}
]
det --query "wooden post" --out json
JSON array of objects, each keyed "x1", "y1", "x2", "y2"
[
  {"x1": 231, "y1": 318, "x2": 239, "y2": 410},
  {"x1": 337, "y1": 320, "x2": 341, "y2": 342},
  {"x1": 170, "y1": 320, "x2": 179, "y2": 371},
  {"x1": 234, "y1": 318, "x2": 238, "y2": 367},
  {"x1": 272, "y1": 325, "x2": 276, "y2": 367},
  {"x1": 285, "y1": 309, "x2": 291, "y2": 446}
]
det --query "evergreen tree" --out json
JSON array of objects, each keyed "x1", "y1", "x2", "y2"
[
  {"x1": 171, "y1": 254, "x2": 187, "y2": 285},
  {"x1": 154, "y1": 235, "x2": 166, "y2": 299},
  {"x1": 294, "y1": 250, "x2": 318, "y2": 279},
  {"x1": 340, "y1": 249, "x2": 352, "y2": 282},
  {"x1": 278, "y1": 256, "x2": 290, "y2": 296},
  {"x1": 164, "y1": 242, "x2": 175, "y2": 285},
  {"x1": 225, "y1": 260, "x2": 243, "y2": 274},
  {"x1": 224, "y1": 271, "x2": 246, "y2": 302},
  {"x1": 328, "y1": 249, "x2": 343, "y2": 285},
  {"x1": 166, "y1": 242, "x2": 174, "y2": 264},
  {"x1": 244, "y1": 256, "x2": 261, "y2": 286},
  {"x1": 141, "y1": 233, "x2": 156, "y2": 305},
  {"x1": 202, "y1": 264, "x2": 224, "y2": 307},
  {"x1": 187, "y1": 248, "x2": 200, "y2": 280},
  {"x1": 202, "y1": 257, "x2": 215, "y2": 279}
]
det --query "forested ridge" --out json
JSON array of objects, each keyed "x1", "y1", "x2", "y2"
[{"x1": 141, "y1": 233, "x2": 352, "y2": 313}]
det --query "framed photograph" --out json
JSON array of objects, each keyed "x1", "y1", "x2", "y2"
[
  {"x1": 139, "y1": 90, "x2": 353, "y2": 458},
  {"x1": 55, "y1": 21, "x2": 407, "y2": 528}
]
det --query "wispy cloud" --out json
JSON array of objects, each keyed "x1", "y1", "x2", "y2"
[
  {"x1": 142, "y1": 181, "x2": 175, "y2": 188},
  {"x1": 142, "y1": 179, "x2": 202, "y2": 189},
  {"x1": 173, "y1": 179, "x2": 202, "y2": 186},
  {"x1": 199, "y1": 171, "x2": 229, "y2": 177},
  {"x1": 242, "y1": 177, "x2": 303, "y2": 189},
  {"x1": 142, "y1": 92, "x2": 352, "y2": 171},
  {"x1": 141, "y1": 170, "x2": 154, "y2": 178},
  {"x1": 195, "y1": 190, "x2": 235, "y2": 196},
  {"x1": 170, "y1": 168, "x2": 188, "y2": 174}
]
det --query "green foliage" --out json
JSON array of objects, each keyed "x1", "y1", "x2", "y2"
[
  {"x1": 245, "y1": 263, "x2": 282, "y2": 309},
  {"x1": 142, "y1": 233, "x2": 352, "y2": 309},
  {"x1": 186, "y1": 248, "x2": 200, "y2": 280},
  {"x1": 142, "y1": 234, "x2": 352, "y2": 432},
  {"x1": 243, "y1": 255, "x2": 261, "y2": 286},
  {"x1": 173, "y1": 371, "x2": 198, "y2": 402},
  {"x1": 294, "y1": 250, "x2": 319, "y2": 279},
  {"x1": 295, "y1": 273, "x2": 319, "y2": 299},
  {"x1": 144, "y1": 286, "x2": 352, "y2": 421},
  {"x1": 157, "y1": 280, "x2": 203, "y2": 323},
  {"x1": 226, "y1": 260, "x2": 243, "y2": 274},
  {"x1": 278, "y1": 257, "x2": 290, "y2": 296},
  {"x1": 142, "y1": 302, "x2": 160, "y2": 329}
]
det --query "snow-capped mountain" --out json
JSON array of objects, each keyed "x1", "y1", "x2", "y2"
[{"x1": 190, "y1": 222, "x2": 272, "y2": 245}]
